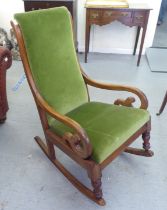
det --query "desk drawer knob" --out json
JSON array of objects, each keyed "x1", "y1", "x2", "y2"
[
  {"x1": 105, "y1": 11, "x2": 113, "y2": 16},
  {"x1": 135, "y1": 15, "x2": 143, "y2": 20},
  {"x1": 91, "y1": 13, "x2": 99, "y2": 19},
  {"x1": 121, "y1": 12, "x2": 129, "y2": 17}
]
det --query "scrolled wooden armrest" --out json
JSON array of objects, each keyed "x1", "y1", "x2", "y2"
[
  {"x1": 35, "y1": 90, "x2": 92, "y2": 159},
  {"x1": 0, "y1": 47, "x2": 12, "y2": 71},
  {"x1": 82, "y1": 71, "x2": 148, "y2": 110}
]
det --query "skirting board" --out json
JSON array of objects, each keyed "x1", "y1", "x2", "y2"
[{"x1": 78, "y1": 46, "x2": 145, "y2": 55}]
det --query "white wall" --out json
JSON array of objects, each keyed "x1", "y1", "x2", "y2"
[
  {"x1": 0, "y1": 0, "x2": 161, "y2": 54},
  {"x1": 0, "y1": 0, "x2": 24, "y2": 35},
  {"x1": 77, "y1": 0, "x2": 162, "y2": 54}
]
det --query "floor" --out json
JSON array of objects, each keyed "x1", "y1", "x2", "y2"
[
  {"x1": 0, "y1": 53, "x2": 167, "y2": 210},
  {"x1": 146, "y1": 47, "x2": 167, "y2": 72}
]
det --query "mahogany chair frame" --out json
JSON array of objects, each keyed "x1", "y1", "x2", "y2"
[
  {"x1": 11, "y1": 20, "x2": 153, "y2": 206},
  {"x1": 0, "y1": 47, "x2": 12, "y2": 123}
]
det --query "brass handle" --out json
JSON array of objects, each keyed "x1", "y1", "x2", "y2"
[
  {"x1": 121, "y1": 12, "x2": 129, "y2": 17},
  {"x1": 91, "y1": 13, "x2": 99, "y2": 19},
  {"x1": 135, "y1": 15, "x2": 143, "y2": 20},
  {"x1": 105, "y1": 11, "x2": 113, "y2": 16}
]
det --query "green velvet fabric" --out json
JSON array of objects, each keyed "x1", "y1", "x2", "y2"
[
  {"x1": 15, "y1": 7, "x2": 88, "y2": 114},
  {"x1": 48, "y1": 102, "x2": 150, "y2": 163},
  {"x1": 15, "y1": 8, "x2": 150, "y2": 164}
]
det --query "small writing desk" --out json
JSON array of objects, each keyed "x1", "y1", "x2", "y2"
[{"x1": 85, "y1": 4, "x2": 151, "y2": 66}]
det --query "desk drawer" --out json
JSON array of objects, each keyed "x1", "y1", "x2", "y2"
[
  {"x1": 89, "y1": 9, "x2": 132, "y2": 22},
  {"x1": 133, "y1": 11, "x2": 145, "y2": 24},
  {"x1": 89, "y1": 10, "x2": 101, "y2": 20},
  {"x1": 102, "y1": 10, "x2": 132, "y2": 18}
]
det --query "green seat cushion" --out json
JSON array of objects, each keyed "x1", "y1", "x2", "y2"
[
  {"x1": 48, "y1": 102, "x2": 150, "y2": 163},
  {"x1": 15, "y1": 7, "x2": 88, "y2": 114}
]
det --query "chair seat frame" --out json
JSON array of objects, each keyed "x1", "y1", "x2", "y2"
[{"x1": 11, "y1": 20, "x2": 153, "y2": 206}]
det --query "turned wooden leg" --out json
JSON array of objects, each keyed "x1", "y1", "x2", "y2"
[
  {"x1": 124, "y1": 121, "x2": 154, "y2": 157},
  {"x1": 142, "y1": 130, "x2": 151, "y2": 151},
  {"x1": 141, "y1": 121, "x2": 154, "y2": 156},
  {"x1": 88, "y1": 164, "x2": 105, "y2": 205},
  {"x1": 34, "y1": 137, "x2": 106, "y2": 205},
  {"x1": 141, "y1": 126, "x2": 154, "y2": 157},
  {"x1": 91, "y1": 177, "x2": 103, "y2": 200}
]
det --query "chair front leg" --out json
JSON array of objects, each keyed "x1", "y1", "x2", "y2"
[
  {"x1": 140, "y1": 135, "x2": 154, "y2": 156},
  {"x1": 142, "y1": 130, "x2": 151, "y2": 151},
  {"x1": 87, "y1": 164, "x2": 105, "y2": 205}
]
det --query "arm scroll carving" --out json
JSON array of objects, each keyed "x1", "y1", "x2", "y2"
[
  {"x1": 82, "y1": 71, "x2": 148, "y2": 110},
  {"x1": 63, "y1": 132, "x2": 92, "y2": 159},
  {"x1": 114, "y1": 97, "x2": 136, "y2": 107}
]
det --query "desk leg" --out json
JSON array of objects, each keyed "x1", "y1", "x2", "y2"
[
  {"x1": 85, "y1": 8, "x2": 91, "y2": 64},
  {"x1": 137, "y1": 27, "x2": 146, "y2": 66},
  {"x1": 133, "y1": 26, "x2": 141, "y2": 55},
  {"x1": 85, "y1": 24, "x2": 91, "y2": 63},
  {"x1": 137, "y1": 12, "x2": 149, "y2": 66}
]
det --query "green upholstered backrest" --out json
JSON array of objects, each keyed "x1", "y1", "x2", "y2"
[{"x1": 15, "y1": 7, "x2": 88, "y2": 114}]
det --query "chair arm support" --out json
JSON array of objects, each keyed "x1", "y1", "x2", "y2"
[
  {"x1": 82, "y1": 71, "x2": 148, "y2": 110},
  {"x1": 35, "y1": 91, "x2": 92, "y2": 159}
]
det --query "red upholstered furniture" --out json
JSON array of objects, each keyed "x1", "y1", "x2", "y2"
[{"x1": 0, "y1": 47, "x2": 12, "y2": 123}]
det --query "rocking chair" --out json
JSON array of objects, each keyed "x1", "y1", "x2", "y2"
[{"x1": 11, "y1": 7, "x2": 153, "y2": 205}]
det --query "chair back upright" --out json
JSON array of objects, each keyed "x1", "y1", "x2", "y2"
[{"x1": 14, "y1": 7, "x2": 88, "y2": 114}]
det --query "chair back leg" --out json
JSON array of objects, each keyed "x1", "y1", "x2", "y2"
[{"x1": 46, "y1": 138, "x2": 56, "y2": 160}]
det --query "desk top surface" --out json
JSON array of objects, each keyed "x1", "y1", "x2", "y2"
[{"x1": 85, "y1": 0, "x2": 151, "y2": 10}]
